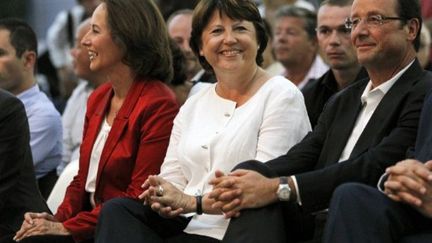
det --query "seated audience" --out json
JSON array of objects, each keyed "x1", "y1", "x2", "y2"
[
  {"x1": 208, "y1": 0, "x2": 431, "y2": 242},
  {"x1": 0, "y1": 89, "x2": 49, "y2": 242},
  {"x1": 0, "y1": 18, "x2": 62, "y2": 199},
  {"x1": 11, "y1": 0, "x2": 178, "y2": 242},
  {"x1": 95, "y1": 0, "x2": 311, "y2": 242}
]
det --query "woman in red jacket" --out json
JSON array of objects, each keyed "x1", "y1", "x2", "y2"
[{"x1": 12, "y1": 0, "x2": 178, "y2": 242}]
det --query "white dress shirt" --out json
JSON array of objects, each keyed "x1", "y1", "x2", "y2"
[
  {"x1": 85, "y1": 117, "x2": 111, "y2": 206},
  {"x1": 159, "y1": 76, "x2": 311, "y2": 240}
]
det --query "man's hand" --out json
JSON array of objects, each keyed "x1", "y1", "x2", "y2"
[
  {"x1": 13, "y1": 212, "x2": 69, "y2": 241},
  {"x1": 209, "y1": 169, "x2": 280, "y2": 218},
  {"x1": 384, "y1": 159, "x2": 432, "y2": 217}
]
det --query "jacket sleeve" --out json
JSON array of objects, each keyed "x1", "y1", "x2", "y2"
[{"x1": 0, "y1": 95, "x2": 30, "y2": 211}]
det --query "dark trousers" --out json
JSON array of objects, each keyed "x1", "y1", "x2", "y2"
[
  {"x1": 323, "y1": 183, "x2": 432, "y2": 243},
  {"x1": 95, "y1": 198, "x2": 220, "y2": 243},
  {"x1": 0, "y1": 235, "x2": 90, "y2": 243},
  {"x1": 223, "y1": 160, "x2": 316, "y2": 243},
  {"x1": 38, "y1": 169, "x2": 58, "y2": 200}
]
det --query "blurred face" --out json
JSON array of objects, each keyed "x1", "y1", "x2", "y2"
[
  {"x1": 418, "y1": 26, "x2": 431, "y2": 68},
  {"x1": 199, "y1": 11, "x2": 259, "y2": 73},
  {"x1": 317, "y1": 5, "x2": 358, "y2": 70},
  {"x1": 80, "y1": 0, "x2": 101, "y2": 15},
  {"x1": 273, "y1": 16, "x2": 317, "y2": 67},
  {"x1": 0, "y1": 29, "x2": 26, "y2": 93},
  {"x1": 82, "y1": 3, "x2": 124, "y2": 73},
  {"x1": 71, "y1": 23, "x2": 91, "y2": 80},
  {"x1": 168, "y1": 13, "x2": 201, "y2": 77},
  {"x1": 350, "y1": 0, "x2": 413, "y2": 67}
]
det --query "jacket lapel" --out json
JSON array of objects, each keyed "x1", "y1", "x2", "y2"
[
  {"x1": 350, "y1": 61, "x2": 423, "y2": 158},
  {"x1": 94, "y1": 80, "x2": 147, "y2": 188},
  {"x1": 326, "y1": 84, "x2": 364, "y2": 164}
]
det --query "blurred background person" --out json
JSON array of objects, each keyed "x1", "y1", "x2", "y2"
[
  {"x1": 47, "y1": 18, "x2": 106, "y2": 213},
  {"x1": 95, "y1": 0, "x2": 311, "y2": 242},
  {"x1": 167, "y1": 38, "x2": 190, "y2": 106},
  {"x1": 166, "y1": 9, "x2": 217, "y2": 98},
  {"x1": 0, "y1": 89, "x2": 49, "y2": 242},
  {"x1": 11, "y1": 0, "x2": 178, "y2": 242},
  {"x1": 155, "y1": 0, "x2": 199, "y2": 20},
  {"x1": 0, "y1": 18, "x2": 62, "y2": 200},
  {"x1": 270, "y1": 5, "x2": 328, "y2": 89},
  {"x1": 46, "y1": 0, "x2": 100, "y2": 111},
  {"x1": 302, "y1": 0, "x2": 367, "y2": 128},
  {"x1": 419, "y1": 23, "x2": 432, "y2": 71},
  {"x1": 261, "y1": 0, "x2": 316, "y2": 28},
  {"x1": 167, "y1": 9, "x2": 202, "y2": 83}
]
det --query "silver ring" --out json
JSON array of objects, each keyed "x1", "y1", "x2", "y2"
[{"x1": 156, "y1": 185, "x2": 164, "y2": 196}]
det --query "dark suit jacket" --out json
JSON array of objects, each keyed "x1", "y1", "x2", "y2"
[
  {"x1": 267, "y1": 60, "x2": 432, "y2": 213},
  {"x1": 54, "y1": 80, "x2": 179, "y2": 242},
  {"x1": 0, "y1": 89, "x2": 49, "y2": 235},
  {"x1": 302, "y1": 68, "x2": 368, "y2": 128}
]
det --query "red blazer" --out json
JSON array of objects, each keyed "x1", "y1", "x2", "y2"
[{"x1": 54, "y1": 79, "x2": 179, "y2": 242}]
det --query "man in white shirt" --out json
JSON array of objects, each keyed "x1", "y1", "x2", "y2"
[{"x1": 209, "y1": 0, "x2": 431, "y2": 242}]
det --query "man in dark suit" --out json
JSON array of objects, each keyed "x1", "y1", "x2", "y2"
[
  {"x1": 0, "y1": 89, "x2": 49, "y2": 240},
  {"x1": 209, "y1": 0, "x2": 432, "y2": 242},
  {"x1": 322, "y1": 94, "x2": 432, "y2": 243}
]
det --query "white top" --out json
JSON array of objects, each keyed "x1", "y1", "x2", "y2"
[
  {"x1": 58, "y1": 81, "x2": 94, "y2": 175},
  {"x1": 47, "y1": 5, "x2": 85, "y2": 68},
  {"x1": 85, "y1": 118, "x2": 111, "y2": 195},
  {"x1": 159, "y1": 76, "x2": 311, "y2": 240}
]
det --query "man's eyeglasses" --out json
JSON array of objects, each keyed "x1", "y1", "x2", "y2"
[{"x1": 345, "y1": 14, "x2": 405, "y2": 30}]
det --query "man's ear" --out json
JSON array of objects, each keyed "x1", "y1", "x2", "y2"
[
  {"x1": 21, "y1": 50, "x2": 37, "y2": 72},
  {"x1": 406, "y1": 18, "x2": 420, "y2": 43}
]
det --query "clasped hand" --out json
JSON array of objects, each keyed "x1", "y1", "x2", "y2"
[
  {"x1": 384, "y1": 159, "x2": 432, "y2": 217},
  {"x1": 208, "y1": 170, "x2": 278, "y2": 218},
  {"x1": 139, "y1": 175, "x2": 194, "y2": 218},
  {"x1": 13, "y1": 212, "x2": 69, "y2": 242}
]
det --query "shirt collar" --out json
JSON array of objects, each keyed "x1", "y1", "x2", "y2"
[
  {"x1": 361, "y1": 59, "x2": 415, "y2": 105},
  {"x1": 17, "y1": 84, "x2": 39, "y2": 102}
]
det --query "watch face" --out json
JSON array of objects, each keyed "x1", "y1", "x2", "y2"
[
  {"x1": 279, "y1": 188, "x2": 290, "y2": 199},
  {"x1": 278, "y1": 185, "x2": 291, "y2": 201}
]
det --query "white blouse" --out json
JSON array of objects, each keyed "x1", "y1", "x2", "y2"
[
  {"x1": 159, "y1": 76, "x2": 311, "y2": 240},
  {"x1": 85, "y1": 117, "x2": 111, "y2": 205}
]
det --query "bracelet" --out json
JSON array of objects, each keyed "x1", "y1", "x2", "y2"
[{"x1": 195, "y1": 195, "x2": 203, "y2": 215}]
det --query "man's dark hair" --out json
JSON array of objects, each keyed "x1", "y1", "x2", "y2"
[{"x1": 0, "y1": 18, "x2": 37, "y2": 57}]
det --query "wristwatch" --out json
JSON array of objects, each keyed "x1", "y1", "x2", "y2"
[{"x1": 277, "y1": 177, "x2": 291, "y2": 201}]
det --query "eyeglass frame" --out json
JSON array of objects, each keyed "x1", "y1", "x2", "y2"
[{"x1": 344, "y1": 14, "x2": 406, "y2": 30}]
